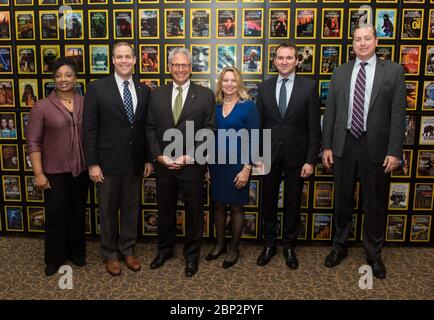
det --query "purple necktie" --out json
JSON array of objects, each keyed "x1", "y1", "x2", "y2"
[{"x1": 351, "y1": 62, "x2": 368, "y2": 138}]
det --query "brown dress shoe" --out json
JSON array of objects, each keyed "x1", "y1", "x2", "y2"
[
  {"x1": 106, "y1": 259, "x2": 121, "y2": 276},
  {"x1": 124, "y1": 256, "x2": 141, "y2": 272}
]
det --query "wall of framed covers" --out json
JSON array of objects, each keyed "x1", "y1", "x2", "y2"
[{"x1": 0, "y1": 0, "x2": 433, "y2": 246}]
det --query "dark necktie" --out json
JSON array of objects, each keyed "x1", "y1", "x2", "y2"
[
  {"x1": 351, "y1": 62, "x2": 368, "y2": 138},
  {"x1": 278, "y1": 78, "x2": 289, "y2": 118},
  {"x1": 123, "y1": 80, "x2": 134, "y2": 123}
]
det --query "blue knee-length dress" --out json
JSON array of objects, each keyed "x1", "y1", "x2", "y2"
[{"x1": 209, "y1": 100, "x2": 259, "y2": 205}]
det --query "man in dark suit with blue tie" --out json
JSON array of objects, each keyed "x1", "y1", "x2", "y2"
[
  {"x1": 322, "y1": 25, "x2": 406, "y2": 279},
  {"x1": 256, "y1": 43, "x2": 321, "y2": 270},
  {"x1": 83, "y1": 42, "x2": 153, "y2": 276}
]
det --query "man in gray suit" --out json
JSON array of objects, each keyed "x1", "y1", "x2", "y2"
[{"x1": 322, "y1": 25, "x2": 406, "y2": 279}]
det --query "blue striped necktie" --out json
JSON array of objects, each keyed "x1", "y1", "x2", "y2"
[
  {"x1": 123, "y1": 80, "x2": 134, "y2": 123},
  {"x1": 351, "y1": 62, "x2": 368, "y2": 138}
]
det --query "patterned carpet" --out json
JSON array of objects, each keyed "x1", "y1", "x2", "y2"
[{"x1": 0, "y1": 235, "x2": 433, "y2": 300}]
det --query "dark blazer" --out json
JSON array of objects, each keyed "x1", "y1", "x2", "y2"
[
  {"x1": 83, "y1": 75, "x2": 151, "y2": 175},
  {"x1": 256, "y1": 75, "x2": 321, "y2": 167},
  {"x1": 322, "y1": 58, "x2": 406, "y2": 163},
  {"x1": 146, "y1": 82, "x2": 216, "y2": 181}
]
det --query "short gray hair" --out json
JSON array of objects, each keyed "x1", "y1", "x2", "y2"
[
  {"x1": 354, "y1": 23, "x2": 377, "y2": 38},
  {"x1": 168, "y1": 47, "x2": 192, "y2": 65}
]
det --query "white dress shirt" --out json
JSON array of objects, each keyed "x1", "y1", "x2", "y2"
[
  {"x1": 275, "y1": 72, "x2": 295, "y2": 108},
  {"x1": 347, "y1": 55, "x2": 377, "y2": 131},
  {"x1": 171, "y1": 80, "x2": 190, "y2": 110}
]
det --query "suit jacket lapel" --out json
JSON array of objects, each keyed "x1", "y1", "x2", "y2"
[
  {"x1": 108, "y1": 75, "x2": 130, "y2": 123},
  {"x1": 344, "y1": 60, "x2": 355, "y2": 118},
  {"x1": 164, "y1": 83, "x2": 176, "y2": 126},
  {"x1": 269, "y1": 76, "x2": 282, "y2": 120},
  {"x1": 177, "y1": 84, "x2": 199, "y2": 125},
  {"x1": 368, "y1": 58, "x2": 385, "y2": 112},
  {"x1": 133, "y1": 79, "x2": 143, "y2": 123}
]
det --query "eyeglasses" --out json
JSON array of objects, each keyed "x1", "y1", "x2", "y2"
[{"x1": 171, "y1": 63, "x2": 190, "y2": 69}]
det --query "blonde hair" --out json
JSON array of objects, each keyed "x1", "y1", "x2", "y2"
[{"x1": 215, "y1": 66, "x2": 250, "y2": 104}]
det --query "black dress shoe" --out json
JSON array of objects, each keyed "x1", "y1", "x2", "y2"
[
  {"x1": 150, "y1": 253, "x2": 173, "y2": 270},
  {"x1": 284, "y1": 249, "x2": 299, "y2": 270},
  {"x1": 368, "y1": 259, "x2": 387, "y2": 279},
  {"x1": 222, "y1": 250, "x2": 239, "y2": 269},
  {"x1": 185, "y1": 261, "x2": 198, "y2": 277},
  {"x1": 256, "y1": 246, "x2": 276, "y2": 266},
  {"x1": 205, "y1": 244, "x2": 227, "y2": 261},
  {"x1": 324, "y1": 250, "x2": 347, "y2": 268},
  {"x1": 70, "y1": 256, "x2": 86, "y2": 267},
  {"x1": 45, "y1": 264, "x2": 60, "y2": 276}
]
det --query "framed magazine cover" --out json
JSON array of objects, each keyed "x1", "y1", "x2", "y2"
[
  {"x1": 401, "y1": 8, "x2": 424, "y2": 40},
  {"x1": 139, "y1": 44, "x2": 160, "y2": 74},
  {"x1": 313, "y1": 181, "x2": 334, "y2": 209},
  {"x1": 375, "y1": 8, "x2": 397, "y2": 39},
  {"x1": 18, "y1": 78, "x2": 38, "y2": 107},
  {"x1": 191, "y1": 44, "x2": 210, "y2": 74},
  {"x1": 385, "y1": 215, "x2": 407, "y2": 242},
  {"x1": 164, "y1": 9, "x2": 185, "y2": 39},
  {"x1": 216, "y1": 9, "x2": 237, "y2": 39},
  {"x1": 22, "y1": 144, "x2": 32, "y2": 171},
  {"x1": 298, "y1": 212, "x2": 308, "y2": 240},
  {"x1": 1, "y1": 144, "x2": 19, "y2": 171},
  {"x1": 295, "y1": 8, "x2": 317, "y2": 39},
  {"x1": 203, "y1": 210, "x2": 209, "y2": 238},
  {"x1": 245, "y1": 179, "x2": 259, "y2": 208},
  {"x1": 0, "y1": 79, "x2": 15, "y2": 107},
  {"x1": 241, "y1": 212, "x2": 258, "y2": 239},
  {"x1": 64, "y1": 10, "x2": 84, "y2": 40},
  {"x1": 5, "y1": 206, "x2": 24, "y2": 231},
  {"x1": 296, "y1": 44, "x2": 315, "y2": 75},
  {"x1": 15, "y1": 11, "x2": 35, "y2": 40},
  {"x1": 388, "y1": 182, "x2": 410, "y2": 210},
  {"x1": 88, "y1": 9, "x2": 109, "y2": 40},
  {"x1": 216, "y1": 45, "x2": 236, "y2": 73},
  {"x1": 2, "y1": 175, "x2": 22, "y2": 202},
  {"x1": 242, "y1": 8, "x2": 264, "y2": 39},
  {"x1": 422, "y1": 81, "x2": 434, "y2": 111},
  {"x1": 311, "y1": 213, "x2": 332, "y2": 240},
  {"x1": 190, "y1": 8, "x2": 211, "y2": 39},
  {"x1": 139, "y1": 9, "x2": 159, "y2": 39},
  {"x1": 241, "y1": 44, "x2": 262, "y2": 74},
  {"x1": 113, "y1": 9, "x2": 134, "y2": 40},
  {"x1": 399, "y1": 45, "x2": 421, "y2": 76},
  {"x1": 268, "y1": 8, "x2": 289, "y2": 39},
  {"x1": 321, "y1": 8, "x2": 343, "y2": 39},
  {"x1": 0, "y1": 112, "x2": 17, "y2": 139},
  {"x1": 267, "y1": 44, "x2": 278, "y2": 74},
  {"x1": 142, "y1": 209, "x2": 158, "y2": 236},
  {"x1": 428, "y1": 9, "x2": 434, "y2": 40},
  {"x1": 140, "y1": 79, "x2": 160, "y2": 91},
  {"x1": 175, "y1": 210, "x2": 185, "y2": 237},
  {"x1": 142, "y1": 177, "x2": 157, "y2": 205},
  {"x1": 413, "y1": 183, "x2": 434, "y2": 211},
  {"x1": 419, "y1": 116, "x2": 434, "y2": 145},
  {"x1": 405, "y1": 80, "x2": 418, "y2": 111},
  {"x1": 20, "y1": 113, "x2": 29, "y2": 140},
  {"x1": 410, "y1": 215, "x2": 432, "y2": 242},
  {"x1": 39, "y1": 10, "x2": 59, "y2": 40},
  {"x1": 38, "y1": 0, "x2": 58, "y2": 4},
  {"x1": 89, "y1": 45, "x2": 110, "y2": 74},
  {"x1": 320, "y1": 44, "x2": 341, "y2": 75},
  {"x1": 41, "y1": 45, "x2": 60, "y2": 74},
  {"x1": 425, "y1": 46, "x2": 434, "y2": 76},
  {"x1": 0, "y1": 11, "x2": 11, "y2": 40},
  {"x1": 17, "y1": 45, "x2": 37, "y2": 74},
  {"x1": 416, "y1": 150, "x2": 434, "y2": 178}
]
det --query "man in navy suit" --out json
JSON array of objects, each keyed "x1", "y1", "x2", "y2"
[
  {"x1": 256, "y1": 43, "x2": 321, "y2": 270},
  {"x1": 83, "y1": 42, "x2": 153, "y2": 276}
]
